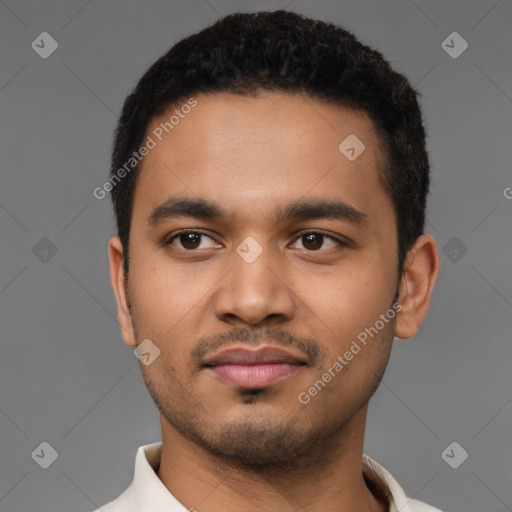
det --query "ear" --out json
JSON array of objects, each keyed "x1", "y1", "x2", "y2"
[
  {"x1": 394, "y1": 234, "x2": 440, "y2": 340},
  {"x1": 108, "y1": 236, "x2": 137, "y2": 347}
]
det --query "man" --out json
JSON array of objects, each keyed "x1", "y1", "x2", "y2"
[{"x1": 100, "y1": 9, "x2": 442, "y2": 512}]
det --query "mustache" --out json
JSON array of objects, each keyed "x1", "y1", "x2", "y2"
[{"x1": 190, "y1": 325, "x2": 324, "y2": 367}]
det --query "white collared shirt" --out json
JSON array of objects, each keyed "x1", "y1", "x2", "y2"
[{"x1": 91, "y1": 442, "x2": 443, "y2": 512}]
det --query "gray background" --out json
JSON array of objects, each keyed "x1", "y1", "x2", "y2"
[{"x1": 0, "y1": 0, "x2": 511, "y2": 511}]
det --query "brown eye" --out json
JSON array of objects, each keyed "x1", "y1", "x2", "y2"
[
  {"x1": 291, "y1": 231, "x2": 344, "y2": 252},
  {"x1": 177, "y1": 232, "x2": 202, "y2": 250},
  {"x1": 167, "y1": 231, "x2": 219, "y2": 250},
  {"x1": 302, "y1": 233, "x2": 323, "y2": 250}
]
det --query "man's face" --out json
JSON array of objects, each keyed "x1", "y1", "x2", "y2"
[{"x1": 121, "y1": 92, "x2": 400, "y2": 467}]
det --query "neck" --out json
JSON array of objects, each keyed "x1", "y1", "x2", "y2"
[{"x1": 155, "y1": 405, "x2": 388, "y2": 512}]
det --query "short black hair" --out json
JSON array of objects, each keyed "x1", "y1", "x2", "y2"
[{"x1": 109, "y1": 10, "x2": 431, "y2": 285}]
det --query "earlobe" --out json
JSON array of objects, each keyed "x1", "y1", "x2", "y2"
[
  {"x1": 108, "y1": 236, "x2": 137, "y2": 347},
  {"x1": 394, "y1": 234, "x2": 440, "y2": 340}
]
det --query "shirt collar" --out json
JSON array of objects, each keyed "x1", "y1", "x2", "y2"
[
  {"x1": 132, "y1": 442, "x2": 413, "y2": 512},
  {"x1": 133, "y1": 442, "x2": 188, "y2": 511},
  {"x1": 362, "y1": 453, "x2": 415, "y2": 512}
]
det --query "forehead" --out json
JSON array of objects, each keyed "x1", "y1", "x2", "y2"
[{"x1": 133, "y1": 92, "x2": 392, "y2": 232}]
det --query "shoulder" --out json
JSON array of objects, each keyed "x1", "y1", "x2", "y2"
[
  {"x1": 408, "y1": 498, "x2": 445, "y2": 512},
  {"x1": 89, "y1": 483, "x2": 136, "y2": 512}
]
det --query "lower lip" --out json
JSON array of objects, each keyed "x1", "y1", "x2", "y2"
[{"x1": 207, "y1": 363, "x2": 302, "y2": 388}]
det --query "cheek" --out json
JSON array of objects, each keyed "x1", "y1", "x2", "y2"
[
  {"x1": 303, "y1": 257, "x2": 394, "y2": 336},
  {"x1": 129, "y1": 259, "x2": 212, "y2": 363},
  {"x1": 131, "y1": 259, "x2": 205, "y2": 326},
  {"x1": 309, "y1": 319, "x2": 394, "y2": 412}
]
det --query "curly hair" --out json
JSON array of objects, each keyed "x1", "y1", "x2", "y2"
[{"x1": 109, "y1": 10, "x2": 431, "y2": 282}]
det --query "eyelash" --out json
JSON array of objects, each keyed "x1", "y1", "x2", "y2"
[{"x1": 164, "y1": 229, "x2": 350, "y2": 252}]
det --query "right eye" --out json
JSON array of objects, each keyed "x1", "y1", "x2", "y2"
[{"x1": 166, "y1": 230, "x2": 221, "y2": 251}]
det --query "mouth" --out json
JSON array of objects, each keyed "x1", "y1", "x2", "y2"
[{"x1": 202, "y1": 345, "x2": 307, "y2": 389}]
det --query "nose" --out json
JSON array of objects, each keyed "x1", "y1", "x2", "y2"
[{"x1": 214, "y1": 241, "x2": 296, "y2": 327}]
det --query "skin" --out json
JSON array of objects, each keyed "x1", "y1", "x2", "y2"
[{"x1": 108, "y1": 91, "x2": 440, "y2": 512}]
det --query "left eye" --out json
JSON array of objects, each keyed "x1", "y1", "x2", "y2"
[{"x1": 290, "y1": 232, "x2": 342, "y2": 251}]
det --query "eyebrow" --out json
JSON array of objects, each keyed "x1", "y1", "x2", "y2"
[{"x1": 147, "y1": 196, "x2": 369, "y2": 229}]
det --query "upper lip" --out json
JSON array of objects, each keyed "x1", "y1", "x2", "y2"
[{"x1": 202, "y1": 345, "x2": 307, "y2": 366}]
